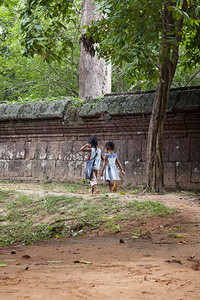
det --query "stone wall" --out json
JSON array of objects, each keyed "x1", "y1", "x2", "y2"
[{"x1": 0, "y1": 87, "x2": 199, "y2": 189}]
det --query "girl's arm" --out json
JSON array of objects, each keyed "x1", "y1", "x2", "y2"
[
  {"x1": 101, "y1": 155, "x2": 108, "y2": 177},
  {"x1": 101, "y1": 152, "x2": 104, "y2": 160},
  {"x1": 80, "y1": 144, "x2": 91, "y2": 152},
  {"x1": 116, "y1": 157, "x2": 125, "y2": 175}
]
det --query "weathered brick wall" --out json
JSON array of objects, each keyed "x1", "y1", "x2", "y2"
[{"x1": 0, "y1": 87, "x2": 199, "y2": 189}]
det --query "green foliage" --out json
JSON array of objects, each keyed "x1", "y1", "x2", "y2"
[
  {"x1": 0, "y1": 0, "x2": 199, "y2": 100},
  {"x1": 88, "y1": 0, "x2": 200, "y2": 89},
  {"x1": 0, "y1": 190, "x2": 10, "y2": 202},
  {"x1": 0, "y1": 1, "x2": 81, "y2": 101},
  {"x1": 19, "y1": 0, "x2": 78, "y2": 61}
]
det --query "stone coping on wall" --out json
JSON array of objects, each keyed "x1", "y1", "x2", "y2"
[
  {"x1": 0, "y1": 87, "x2": 199, "y2": 122},
  {"x1": 0, "y1": 99, "x2": 71, "y2": 121},
  {"x1": 81, "y1": 87, "x2": 200, "y2": 116}
]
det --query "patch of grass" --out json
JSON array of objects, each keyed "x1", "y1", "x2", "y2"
[
  {"x1": 129, "y1": 184, "x2": 146, "y2": 194},
  {"x1": 0, "y1": 185, "x2": 175, "y2": 246},
  {"x1": 125, "y1": 200, "x2": 174, "y2": 217},
  {"x1": 41, "y1": 180, "x2": 90, "y2": 194},
  {"x1": 0, "y1": 190, "x2": 11, "y2": 202},
  {"x1": 0, "y1": 192, "x2": 83, "y2": 245}
]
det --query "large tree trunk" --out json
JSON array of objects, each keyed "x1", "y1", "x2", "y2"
[
  {"x1": 146, "y1": 0, "x2": 188, "y2": 193},
  {"x1": 146, "y1": 63, "x2": 172, "y2": 193},
  {"x1": 79, "y1": 0, "x2": 111, "y2": 99}
]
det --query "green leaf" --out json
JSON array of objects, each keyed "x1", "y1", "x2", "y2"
[
  {"x1": 104, "y1": 9, "x2": 111, "y2": 13},
  {"x1": 81, "y1": 258, "x2": 93, "y2": 264},
  {"x1": 73, "y1": 259, "x2": 93, "y2": 264},
  {"x1": 36, "y1": 37, "x2": 46, "y2": 41},
  {"x1": 195, "y1": 6, "x2": 200, "y2": 16},
  {"x1": 47, "y1": 261, "x2": 63, "y2": 263},
  {"x1": 168, "y1": 234, "x2": 178, "y2": 238},
  {"x1": 182, "y1": 11, "x2": 190, "y2": 23},
  {"x1": 34, "y1": 24, "x2": 43, "y2": 31}
]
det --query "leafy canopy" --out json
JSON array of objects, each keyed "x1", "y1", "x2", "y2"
[
  {"x1": 18, "y1": 0, "x2": 80, "y2": 62},
  {"x1": 87, "y1": 0, "x2": 200, "y2": 84},
  {"x1": 0, "y1": 1, "x2": 81, "y2": 101},
  {"x1": 1, "y1": 0, "x2": 199, "y2": 98}
]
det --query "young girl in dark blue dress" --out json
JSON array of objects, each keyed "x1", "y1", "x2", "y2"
[{"x1": 80, "y1": 136, "x2": 101, "y2": 194}]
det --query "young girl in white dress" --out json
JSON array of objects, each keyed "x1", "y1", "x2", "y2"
[{"x1": 101, "y1": 141, "x2": 125, "y2": 192}]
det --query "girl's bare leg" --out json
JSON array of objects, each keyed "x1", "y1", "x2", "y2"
[
  {"x1": 89, "y1": 187, "x2": 94, "y2": 194},
  {"x1": 90, "y1": 172, "x2": 99, "y2": 194},
  {"x1": 106, "y1": 180, "x2": 113, "y2": 192},
  {"x1": 93, "y1": 170, "x2": 99, "y2": 193}
]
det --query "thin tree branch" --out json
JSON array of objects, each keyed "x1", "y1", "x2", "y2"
[
  {"x1": 185, "y1": 69, "x2": 200, "y2": 86},
  {"x1": 11, "y1": 53, "x2": 78, "y2": 96},
  {"x1": 171, "y1": 0, "x2": 188, "y2": 74},
  {"x1": 73, "y1": 0, "x2": 81, "y2": 14},
  {"x1": 48, "y1": 63, "x2": 78, "y2": 96}
]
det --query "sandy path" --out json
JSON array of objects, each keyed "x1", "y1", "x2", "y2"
[{"x1": 0, "y1": 183, "x2": 200, "y2": 300}]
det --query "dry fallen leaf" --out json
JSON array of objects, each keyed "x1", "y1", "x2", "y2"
[
  {"x1": 21, "y1": 266, "x2": 29, "y2": 270},
  {"x1": 165, "y1": 259, "x2": 182, "y2": 264},
  {"x1": 144, "y1": 276, "x2": 158, "y2": 282},
  {"x1": 119, "y1": 239, "x2": 125, "y2": 243},
  {"x1": 22, "y1": 255, "x2": 31, "y2": 259}
]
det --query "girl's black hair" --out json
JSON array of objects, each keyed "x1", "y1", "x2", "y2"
[
  {"x1": 105, "y1": 141, "x2": 115, "y2": 150},
  {"x1": 88, "y1": 136, "x2": 98, "y2": 147}
]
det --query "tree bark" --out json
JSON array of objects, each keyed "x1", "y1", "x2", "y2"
[
  {"x1": 146, "y1": 0, "x2": 188, "y2": 193},
  {"x1": 146, "y1": 63, "x2": 172, "y2": 193},
  {"x1": 79, "y1": 0, "x2": 111, "y2": 99}
]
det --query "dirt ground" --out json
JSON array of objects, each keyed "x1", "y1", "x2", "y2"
[{"x1": 0, "y1": 184, "x2": 200, "y2": 300}]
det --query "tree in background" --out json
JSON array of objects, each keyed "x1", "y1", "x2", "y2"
[
  {"x1": 0, "y1": 0, "x2": 81, "y2": 101},
  {"x1": 0, "y1": 0, "x2": 199, "y2": 101},
  {"x1": 79, "y1": 0, "x2": 111, "y2": 99},
  {"x1": 0, "y1": 0, "x2": 111, "y2": 100},
  {"x1": 86, "y1": 0, "x2": 200, "y2": 192}
]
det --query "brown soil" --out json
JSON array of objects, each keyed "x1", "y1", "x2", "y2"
[{"x1": 0, "y1": 184, "x2": 200, "y2": 300}]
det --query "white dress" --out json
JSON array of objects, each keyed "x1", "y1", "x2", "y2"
[{"x1": 102, "y1": 153, "x2": 119, "y2": 181}]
